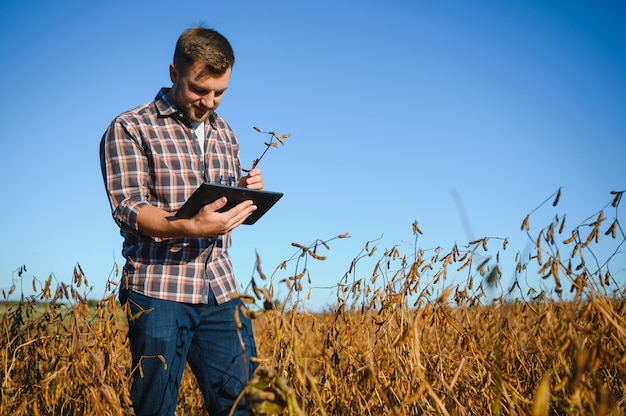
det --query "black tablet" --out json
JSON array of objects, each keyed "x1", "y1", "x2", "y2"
[{"x1": 175, "y1": 183, "x2": 283, "y2": 225}]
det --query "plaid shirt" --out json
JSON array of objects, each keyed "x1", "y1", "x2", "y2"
[{"x1": 100, "y1": 88, "x2": 242, "y2": 304}]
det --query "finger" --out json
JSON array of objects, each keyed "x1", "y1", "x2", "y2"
[
  {"x1": 220, "y1": 199, "x2": 254, "y2": 220},
  {"x1": 228, "y1": 202, "x2": 257, "y2": 228},
  {"x1": 243, "y1": 173, "x2": 265, "y2": 190},
  {"x1": 244, "y1": 168, "x2": 261, "y2": 177},
  {"x1": 248, "y1": 180, "x2": 264, "y2": 191},
  {"x1": 203, "y1": 197, "x2": 228, "y2": 213}
]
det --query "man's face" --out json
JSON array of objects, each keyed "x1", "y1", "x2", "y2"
[{"x1": 168, "y1": 61, "x2": 231, "y2": 123}]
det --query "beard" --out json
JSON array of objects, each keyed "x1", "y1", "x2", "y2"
[
  {"x1": 169, "y1": 88, "x2": 213, "y2": 123},
  {"x1": 185, "y1": 102, "x2": 212, "y2": 123}
]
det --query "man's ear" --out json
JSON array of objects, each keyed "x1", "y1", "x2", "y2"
[{"x1": 169, "y1": 64, "x2": 178, "y2": 84}]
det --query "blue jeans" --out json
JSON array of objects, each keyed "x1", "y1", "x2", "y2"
[{"x1": 120, "y1": 289, "x2": 257, "y2": 416}]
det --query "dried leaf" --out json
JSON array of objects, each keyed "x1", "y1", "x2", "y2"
[
  {"x1": 552, "y1": 188, "x2": 561, "y2": 206},
  {"x1": 611, "y1": 191, "x2": 622, "y2": 208},
  {"x1": 563, "y1": 231, "x2": 578, "y2": 245},
  {"x1": 255, "y1": 251, "x2": 267, "y2": 280}
]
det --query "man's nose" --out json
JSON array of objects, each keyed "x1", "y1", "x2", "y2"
[{"x1": 200, "y1": 94, "x2": 215, "y2": 109}]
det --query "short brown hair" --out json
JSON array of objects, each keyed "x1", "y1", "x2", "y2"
[{"x1": 173, "y1": 27, "x2": 235, "y2": 75}]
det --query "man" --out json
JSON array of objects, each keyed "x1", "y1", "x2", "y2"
[{"x1": 100, "y1": 27, "x2": 261, "y2": 416}]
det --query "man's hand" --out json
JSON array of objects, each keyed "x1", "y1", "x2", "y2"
[
  {"x1": 238, "y1": 168, "x2": 264, "y2": 190},
  {"x1": 190, "y1": 197, "x2": 257, "y2": 236},
  {"x1": 136, "y1": 198, "x2": 257, "y2": 239}
]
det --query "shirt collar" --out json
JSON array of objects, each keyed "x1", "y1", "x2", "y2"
[{"x1": 154, "y1": 88, "x2": 218, "y2": 128}]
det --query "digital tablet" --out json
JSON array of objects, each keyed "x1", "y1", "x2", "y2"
[{"x1": 175, "y1": 183, "x2": 283, "y2": 225}]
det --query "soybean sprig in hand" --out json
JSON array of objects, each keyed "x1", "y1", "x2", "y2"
[{"x1": 242, "y1": 126, "x2": 292, "y2": 173}]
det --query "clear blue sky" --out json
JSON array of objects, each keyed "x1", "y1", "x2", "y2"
[{"x1": 1, "y1": 0, "x2": 625, "y2": 309}]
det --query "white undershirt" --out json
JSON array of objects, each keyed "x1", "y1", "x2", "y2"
[{"x1": 191, "y1": 121, "x2": 205, "y2": 157}]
